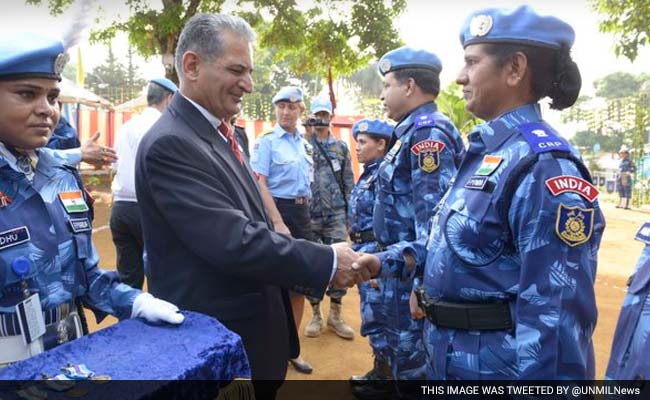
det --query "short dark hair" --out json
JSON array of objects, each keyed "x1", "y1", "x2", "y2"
[
  {"x1": 147, "y1": 82, "x2": 172, "y2": 106},
  {"x1": 392, "y1": 68, "x2": 440, "y2": 97},
  {"x1": 482, "y1": 43, "x2": 581, "y2": 110}
]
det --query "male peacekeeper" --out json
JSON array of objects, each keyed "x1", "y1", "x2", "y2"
[
  {"x1": 0, "y1": 32, "x2": 183, "y2": 365},
  {"x1": 304, "y1": 96, "x2": 356, "y2": 340},
  {"x1": 355, "y1": 47, "x2": 465, "y2": 398}
]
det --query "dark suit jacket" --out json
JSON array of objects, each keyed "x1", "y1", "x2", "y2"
[{"x1": 135, "y1": 93, "x2": 333, "y2": 380}]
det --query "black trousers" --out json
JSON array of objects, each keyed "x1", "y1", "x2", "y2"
[{"x1": 109, "y1": 201, "x2": 144, "y2": 289}]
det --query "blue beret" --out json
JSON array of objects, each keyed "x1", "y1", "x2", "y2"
[
  {"x1": 460, "y1": 5, "x2": 575, "y2": 50},
  {"x1": 311, "y1": 97, "x2": 332, "y2": 114},
  {"x1": 150, "y1": 78, "x2": 178, "y2": 93},
  {"x1": 0, "y1": 33, "x2": 66, "y2": 80},
  {"x1": 272, "y1": 86, "x2": 304, "y2": 104},
  {"x1": 352, "y1": 119, "x2": 394, "y2": 141},
  {"x1": 377, "y1": 46, "x2": 442, "y2": 76}
]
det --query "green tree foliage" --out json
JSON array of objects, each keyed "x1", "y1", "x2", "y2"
[
  {"x1": 592, "y1": 0, "x2": 650, "y2": 61},
  {"x1": 243, "y1": 0, "x2": 406, "y2": 112},
  {"x1": 85, "y1": 45, "x2": 146, "y2": 105},
  {"x1": 594, "y1": 72, "x2": 650, "y2": 99},
  {"x1": 436, "y1": 83, "x2": 482, "y2": 136}
]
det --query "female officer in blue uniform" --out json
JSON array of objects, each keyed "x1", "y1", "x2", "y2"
[
  {"x1": 0, "y1": 33, "x2": 183, "y2": 364},
  {"x1": 347, "y1": 119, "x2": 393, "y2": 388},
  {"x1": 357, "y1": 5, "x2": 605, "y2": 380},
  {"x1": 606, "y1": 222, "x2": 650, "y2": 380},
  {"x1": 250, "y1": 86, "x2": 314, "y2": 374}
]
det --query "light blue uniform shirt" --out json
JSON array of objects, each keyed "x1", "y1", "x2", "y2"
[{"x1": 251, "y1": 125, "x2": 313, "y2": 199}]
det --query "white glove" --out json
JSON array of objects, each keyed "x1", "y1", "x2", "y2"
[{"x1": 131, "y1": 293, "x2": 185, "y2": 325}]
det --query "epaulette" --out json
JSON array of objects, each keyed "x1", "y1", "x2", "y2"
[
  {"x1": 636, "y1": 222, "x2": 650, "y2": 245},
  {"x1": 413, "y1": 113, "x2": 438, "y2": 129},
  {"x1": 518, "y1": 122, "x2": 570, "y2": 154}
]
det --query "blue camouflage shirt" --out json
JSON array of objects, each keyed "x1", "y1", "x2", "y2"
[
  {"x1": 373, "y1": 101, "x2": 465, "y2": 272},
  {"x1": 349, "y1": 160, "x2": 381, "y2": 254},
  {"x1": 606, "y1": 222, "x2": 650, "y2": 380},
  {"x1": 414, "y1": 103, "x2": 605, "y2": 380},
  {"x1": 0, "y1": 146, "x2": 139, "y2": 321}
]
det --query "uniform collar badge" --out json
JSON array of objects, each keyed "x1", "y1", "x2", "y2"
[
  {"x1": 555, "y1": 204, "x2": 594, "y2": 247},
  {"x1": 0, "y1": 191, "x2": 12, "y2": 208},
  {"x1": 476, "y1": 155, "x2": 503, "y2": 176},
  {"x1": 469, "y1": 14, "x2": 493, "y2": 37}
]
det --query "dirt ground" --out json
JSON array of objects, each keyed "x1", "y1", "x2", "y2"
[{"x1": 86, "y1": 193, "x2": 645, "y2": 381}]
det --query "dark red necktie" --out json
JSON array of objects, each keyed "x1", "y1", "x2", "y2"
[{"x1": 218, "y1": 121, "x2": 243, "y2": 164}]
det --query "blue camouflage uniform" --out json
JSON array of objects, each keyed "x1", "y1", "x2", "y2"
[
  {"x1": 48, "y1": 116, "x2": 81, "y2": 150},
  {"x1": 0, "y1": 33, "x2": 142, "y2": 363},
  {"x1": 348, "y1": 119, "x2": 394, "y2": 363},
  {"x1": 606, "y1": 222, "x2": 650, "y2": 380},
  {"x1": 414, "y1": 104, "x2": 604, "y2": 380},
  {"x1": 396, "y1": 6, "x2": 606, "y2": 380},
  {"x1": 373, "y1": 47, "x2": 466, "y2": 380}
]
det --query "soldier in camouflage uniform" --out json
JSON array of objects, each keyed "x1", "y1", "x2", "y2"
[
  {"x1": 347, "y1": 119, "x2": 395, "y2": 393},
  {"x1": 304, "y1": 97, "x2": 356, "y2": 340},
  {"x1": 356, "y1": 47, "x2": 465, "y2": 399},
  {"x1": 0, "y1": 32, "x2": 183, "y2": 364}
]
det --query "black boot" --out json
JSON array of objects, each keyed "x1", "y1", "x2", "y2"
[{"x1": 350, "y1": 356, "x2": 392, "y2": 387}]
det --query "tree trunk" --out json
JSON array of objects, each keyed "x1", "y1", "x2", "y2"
[{"x1": 328, "y1": 66, "x2": 337, "y2": 116}]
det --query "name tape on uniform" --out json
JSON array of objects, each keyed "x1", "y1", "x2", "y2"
[{"x1": 0, "y1": 226, "x2": 30, "y2": 251}]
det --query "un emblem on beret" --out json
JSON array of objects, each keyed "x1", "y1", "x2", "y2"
[
  {"x1": 378, "y1": 59, "x2": 391, "y2": 74},
  {"x1": 469, "y1": 14, "x2": 493, "y2": 37},
  {"x1": 289, "y1": 95, "x2": 298, "y2": 102},
  {"x1": 358, "y1": 122, "x2": 368, "y2": 133},
  {"x1": 54, "y1": 53, "x2": 69, "y2": 75}
]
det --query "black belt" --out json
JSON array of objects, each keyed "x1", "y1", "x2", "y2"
[
  {"x1": 415, "y1": 287, "x2": 512, "y2": 331},
  {"x1": 350, "y1": 229, "x2": 376, "y2": 244},
  {"x1": 274, "y1": 197, "x2": 309, "y2": 205}
]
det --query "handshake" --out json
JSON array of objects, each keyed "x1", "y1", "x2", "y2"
[{"x1": 329, "y1": 242, "x2": 381, "y2": 288}]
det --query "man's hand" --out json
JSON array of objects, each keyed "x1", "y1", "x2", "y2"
[
  {"x1": 82, "y1": 131, "x2": 117, "y2": 166},
  {"x1": 351, "y1": 253, "x2": 381, "y2": 281},
  {"x1": 330, "y1": 242, "x2": 361, "y2": 288},
  {"x1": 410, "y1": 290, "x2": 425, "y2": 320},
  {"x1": 273, "y1": 220, "x2": 291, "y2": 236}
]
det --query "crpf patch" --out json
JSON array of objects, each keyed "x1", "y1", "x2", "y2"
[
  {"x1": 555, "y1": 204, "x2": 594, "y2": 247},
  {"x1": 410, "y1": 140, "x2": 445, "y2": 173}
]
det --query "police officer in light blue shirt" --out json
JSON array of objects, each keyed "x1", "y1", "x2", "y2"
[
  {"x1": 250, "y1": 85, "x2": 315, "y2": 374},
  {"x1": 0, "y1": 32, "x2": 184, "y2": 364}
]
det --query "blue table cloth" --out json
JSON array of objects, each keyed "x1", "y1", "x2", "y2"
[{"x1": 0, "y1": 311, "x2": 251, "y2": 399}]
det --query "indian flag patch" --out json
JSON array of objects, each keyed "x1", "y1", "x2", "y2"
[{"x1": 58, "y1": 191, "x2": 89, "y2": 213}]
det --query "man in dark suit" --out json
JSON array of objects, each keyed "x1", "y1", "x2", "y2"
[{"x1": 135, "y1": 13, "x2": 371, "y2": 393}]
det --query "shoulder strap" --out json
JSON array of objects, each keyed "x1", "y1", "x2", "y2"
[{"x1": 495, "y1": 150, "x2": 592, "y2": 247}]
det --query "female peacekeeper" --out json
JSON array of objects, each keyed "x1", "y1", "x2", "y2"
[
  {"x1": 0, "y1": 33, "x2": 183, "y2": 364},
  {"x1": 347, "y1": 119, "x2": 394, "y2": 389},
  {"x1": 606, "y1": 222, "x2": 650, "y2": 380},
  {"x1": 250, "y1": 86, "x2": 315, "y2": 374},
  {"x1": 357, "y1": 5, "x2": 605, "y2": 380}
]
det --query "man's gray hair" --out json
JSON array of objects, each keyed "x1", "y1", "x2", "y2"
[{"x1": 175, "y1": 13, "x2": 256, "y2": 78}]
